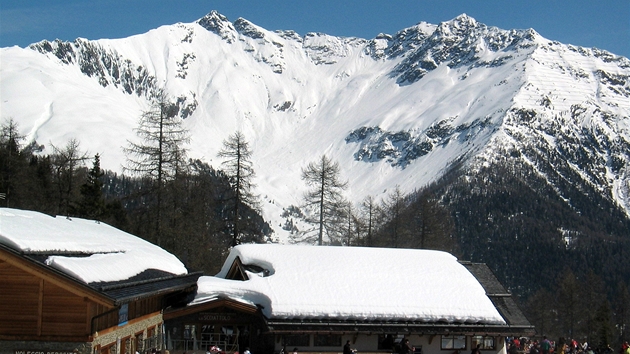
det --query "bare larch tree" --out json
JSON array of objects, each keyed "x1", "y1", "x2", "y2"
[
  {"x1": 124, "y1": 89, "x2": 189, "y2": 246},
  {"x1": 301, "y1": 154, "x2": 348, "y2": 245},
  {"x1": 218, "y1": 131, "x2": 259, "y2": 247}
]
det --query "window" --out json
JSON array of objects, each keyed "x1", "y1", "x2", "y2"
[
  {"x1": 378, "y1": 334, "x2": 399, "y2": 350},
  {"x1": 135, "y1": 332, "x2": 144, "y2": 353},
  {"x1": 145, "y1": 326, "x2": 158, "y2": 350},
  {"x1": 441, "y1": 335, "x2": 466, "y2": 350},
  {"x1": 184, "y1": 324, "x2": 197, "y2": 339},
  {"x1": 471, "y1": 336, "x2": 495, "y2": 350},
  {"x1": 101, "y1": 343, "x2": 116, "y2": 354},
  {"x1": 284, "y1": 334, "x2": 310, "y2": 347},
  {"x1": 120, "y1": 336, "x2": 131, "y2": 354},
  {"x1": 314, "y1": 334, "x2": 342, "y2": 347}
]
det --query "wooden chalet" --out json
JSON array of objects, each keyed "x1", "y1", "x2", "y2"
[
  {"x1": 0, "y1": 208, "x2": 201, "y2": 354},
  {"x1": 162, "y1": 245, "x2": 534, "y2": 354}
]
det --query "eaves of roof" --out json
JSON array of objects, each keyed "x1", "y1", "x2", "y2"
[
  {"x1": 101, "y1": 271, "x2": 202, "y2": 305},
  {"x1": 265, "y1": 319, "x2": 534, "y2": 336}
]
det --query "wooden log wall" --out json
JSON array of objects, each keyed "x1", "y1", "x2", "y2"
[{"x1": 0, "y1": 258, "x2": 101, "y2": 340}]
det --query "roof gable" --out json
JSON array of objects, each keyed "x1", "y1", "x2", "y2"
[
  {"x1": 164, "y1": 297, "x2": 260, "y2": 320},
  {"x1": 225, "y1": 256, "x2": 248, "y2": 280}
]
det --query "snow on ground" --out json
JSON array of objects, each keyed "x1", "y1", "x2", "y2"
[
  {"x1": 0, "y1": 208, "x2": 188, "y2": 283},
  {"x1": 193, "y1": 244, "x2": 506, "y2": 324}
]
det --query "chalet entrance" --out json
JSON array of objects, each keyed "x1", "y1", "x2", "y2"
[
  {"x1": 165, "y1": 318, "x2": 250, "y2": 352},
  {"x1": 163, "y1": 298, "x2": 273, "y2": 354}
]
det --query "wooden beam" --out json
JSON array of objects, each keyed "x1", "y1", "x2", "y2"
[
  {"x1": 38, "y1": 278, "x2": 43, "y2": 336},
  {"x1": 86, "y1": 300, "x2": 94, "y2": 335}
]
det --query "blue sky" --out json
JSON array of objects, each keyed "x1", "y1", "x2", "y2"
[{"x1": 1, "y1": 0, "x2": 628, "y2": 58}]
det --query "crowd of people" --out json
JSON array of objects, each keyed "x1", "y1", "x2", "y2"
[{"x1": 507, "y1": 337, "x2": 630, "y2": 354}]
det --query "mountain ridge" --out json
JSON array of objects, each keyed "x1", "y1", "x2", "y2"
[{"x1": 1, "y1": 10, "x2": 629, "y2": 242}]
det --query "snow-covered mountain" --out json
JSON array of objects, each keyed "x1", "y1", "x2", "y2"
[{"x1": 1, "y1": 11, "x2": 629, "y2": 241}]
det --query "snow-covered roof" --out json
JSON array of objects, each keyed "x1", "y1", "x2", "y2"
[
  {"x1": 193, "y1": 244, "x2": 506, "y2": 325},
  {"x1": 0, "y1": 208, "x2": 188, "y2": 284}
]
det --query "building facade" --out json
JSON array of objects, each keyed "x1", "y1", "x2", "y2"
[{"x1": 162, "y1": 245, "x2": 534, "y2": 354}]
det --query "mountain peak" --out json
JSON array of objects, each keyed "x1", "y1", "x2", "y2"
[
  {"x1": 450, "y1": 13, "x2": 478, "y2": 27},
  {"x1": 199, "y1": 10, "x2": 227, "y2": 21},
  {"x1": 436, "y1": 14, "x2": 485, "y2": 34},
  {"x1": 197, "y1": 10, "x2": 236, "y2": 41}
]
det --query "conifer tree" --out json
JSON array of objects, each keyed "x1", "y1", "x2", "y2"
[
  {"x1": 51, "y1": 138, "x2": 87, "y2": 216},
  {"x1": 78, "y1": 154, "x2": 105, "y2": 220},
  {"x1": 359, "y1": 195, "x2": 379, "y2": 247},
  {"x1": 340, "y1": 202, "x2": 357, "y2": 246},
  {"x1": 217, "y1": 131, "x2": 259, "y2": 247},
  {"x1": 614, "y1": 281, "x2": 630, "y2": 344},
  {"x1": 557, "y1": 268, "x2": 580, "y2": 338},
  {"x1": 124, "y1": 89, "x2": 189, "y2": 245},
  {"x1": 382, "y1": 186, "x2": 405, "y2": 248},
  {"x1": 301, "y1": 155, "x2": 348, "y2": 245},
  {"x1": 0, "y1": 118, "x2": 25, "y2": 207},
  {"x1": 593, "y1": 300, "x2": 614, "y2": 351},
  {"x1": 403, "y1": 192, "x2": 455, "y2": 252}
]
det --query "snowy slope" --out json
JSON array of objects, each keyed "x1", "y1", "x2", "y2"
[{"x1": 1, "y1": 11, "x2": 629, "y2": 242}]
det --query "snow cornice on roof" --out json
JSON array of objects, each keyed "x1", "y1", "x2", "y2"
[{"x1": 0, "y1": 208, "x2": 188, "y2": 283}]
